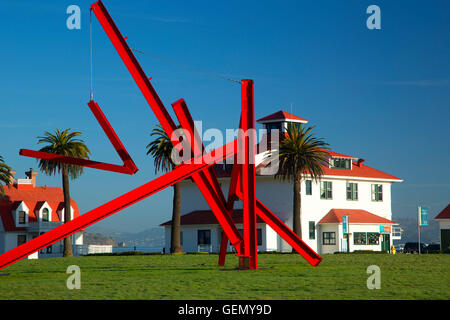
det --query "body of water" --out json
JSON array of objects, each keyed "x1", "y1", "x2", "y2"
[{"x1": 113, "y1": 246, "x2": 164, "y2": 253}]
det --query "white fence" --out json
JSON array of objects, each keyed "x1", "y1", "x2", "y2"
[{"x1": 74, "y1": 244, "x2": 113, "y2": 255}]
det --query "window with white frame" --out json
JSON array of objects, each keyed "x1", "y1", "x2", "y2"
[
  {"x1": 322, "y1": 232, "x2": 336, "y2": 245},
  {"x1": 346, "y1": 182, "x2": 358, "y2": 201},
  {"x1": 197, "y1": 230, "x2": 211, "y2": 245},
  {"x1": 320, "y1": 181, "x2": 332, "y2": 199},
  {"x1": 18, "y1": 211, "x2": 27, "y2": 224},
  {"x1": 354, "y1": 232, "x2": 380, "y2": 245},
  {"x1": 309, "y1": 221, "x2": 316, "y2": 239},
  {"x1": 371, "y1": 184, "x2": 383, "y2": 201},
  {"x1": 330, "y1": 158, "x2": 351, "y2": 170},
  {"x1": 305, "y1": 180, "x2": 312, "y2": 195},
  {"x1": 42, "y1": 208, "x2": 50, "y2": 222}
]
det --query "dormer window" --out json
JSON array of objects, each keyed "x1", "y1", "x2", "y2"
[
  {"x1": 330, "y1": 158, "x2": 351, "y2": 170},
  {"x1": 13, "y1": 201, "x2": 29, "y2": 226},
  {"x1": 42, "y1": 208, "x2": 50, "y2": 222},
  {"x1": 18, "y1": 211, "x2": 26, "y2": 224}
]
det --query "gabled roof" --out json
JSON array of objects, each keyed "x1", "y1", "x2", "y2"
[
  {"x1": 318, "y1": 209, "x2": 397, "y2": 224},
  {"x1": 160, "y1": 209, "x2": 264, "y2": 226},
  {"x1": 34, "y1": 201, "x2": 46, "y2": 212},
  {"x1": 321, "y1": 160, "x2": 402, "y2": 181},
  {"x1": 11, "y1": 201, "x2": 22, "y2": 211},
  {"x1": 0, "y1": 185, "x2": 80, "y2": 231},
  {"x1": 321, "y1": 149, "x2": 358, "y2": 160},
  {"x1": 257, "y1": 110, "x2": 308, "y2": 124},
  {"x1": 435, "y1": 204, "x2": 450, "y2": 220}
]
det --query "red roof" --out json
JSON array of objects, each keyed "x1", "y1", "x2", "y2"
[
  {"x1": 321, "y1": 149, "x2": 357, "y2": 160},
  {"x1": 257, "y1": 110, "x2": 308, "y2": 123},
  {"x1": 0, "y1": 184, "x2": 80, "y2": 231},
  {"x1": 435, "y1": 204, "x2": 450, "y2": 220},
  {"x1": 321, "y1": 160, "x2": 402, "y2": 181},
  {"x1": 214, "y1": 153, "x2": 402, "y2": 182},
  {"x1": 319, "y1": 209, "x2": 397, "y2": 224},
  {"x1": 160, "y1": 209, "x2": 264, "y2": 226}
]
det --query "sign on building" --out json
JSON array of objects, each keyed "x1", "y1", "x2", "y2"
[{"x1": 343, "y1": 216, "x2": 349, "y2": 234}]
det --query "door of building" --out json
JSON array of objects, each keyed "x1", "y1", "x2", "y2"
[
  {"x1": 381, "y1": 234, "x2": 390, "y2": 252},
  {"x1": 441, "y1": 229, "x2": 450, "y2": 251}
]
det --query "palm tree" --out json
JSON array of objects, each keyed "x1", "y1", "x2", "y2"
[
  {"x1": 0, "y1": 156, "x2": 12, "y2": 199},
  {"x1": 37, "y1": 128, "x2": 91, "y2": 257},
  {"x1": 276, "y1": 124, "x2": 329, "y2": 242},
  {"x1": 146, "y1": 124, "x2": 183, "y2": 253}
]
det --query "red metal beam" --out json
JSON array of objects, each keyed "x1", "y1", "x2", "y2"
[
  {"x1": 218, "y1": 159, "x2": 240, "y2": 266},
  {"x1": 19, "y1": 149, "x2": 133, "y2": 175},
  {"x1": 235, "y1": 191, "x2": 322, "y2": 267},
  {"x1": 91, "y1": 1, "x2": 177, "y2": 135},
  {"x1": 240, "y1": 80, "x2": 257, "y2": 269},
  {"x1": 87, "y1": 100, "x2": 138, "y2": 172},
  {"x1": 5, "y1": 0, "x2": 322, "y2": 272},
  {"x1": 218, "y1": 116, "x2": 242, "y2": 266},
  {"x1": 20, "y1": 100, "x2": 138, "y2": 175},
  {"x1": 171, "y1": 99, "x2": 243, "y2": 251},
  {"x1": 91, "y1": 1, "x2": 243, "y2": 253},
  {"x1": 0, "y1": 140, "x2": 238, "y2": 270}
]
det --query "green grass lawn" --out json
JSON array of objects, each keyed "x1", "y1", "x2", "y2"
[{"x1": 0, "y1": 253, "x2": 448, "y2": 300}]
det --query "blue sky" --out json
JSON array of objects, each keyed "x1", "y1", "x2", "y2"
[{"x1": 0, "y1": 0, "x2": 449, "y2": 233}]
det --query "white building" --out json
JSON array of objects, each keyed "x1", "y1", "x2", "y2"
[
  {"x1": 0, "y1": 169, "x2": 84, "y2": 259},
  {"x1": 434, "y1": 204, "x2": 450, "y2": 251},
  {"x1": 161, "y1": 111, "x2": 403, "y2": 254}
]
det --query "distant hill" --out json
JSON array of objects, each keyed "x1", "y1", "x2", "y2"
[
  {"x1": 86, "y1": 226, "x2": 165, "y2": 247},
  {"x1": 393, "y1": 217, "x2": 440, "y2": 244},
  {"x1": 83, "y1": 232, "x2": 118, "y2": 246}
]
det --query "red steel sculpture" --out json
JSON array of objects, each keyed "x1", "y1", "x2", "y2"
[{"x1": 0, "y1": 0, "x2": 321, "y2": 270}]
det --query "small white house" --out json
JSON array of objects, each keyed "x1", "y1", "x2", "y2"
[
  {"x1": 435, "y1": 204, "x2": 450, "y2": 251},
  {"x1": 161, "y1": 110, "x2": 403, "y2": 255},
  {"x1": 0, "y1": 169, "x2": 84, "y2": 259}
]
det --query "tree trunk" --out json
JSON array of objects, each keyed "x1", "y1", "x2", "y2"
[
  {"x1": 170, "y1": 182, "x2": 183, "y2": 253},
  {"x1": 292, "y1": 174, "x2": 302, "y2": 250},
  {"x1": 62, "y1": 165, "x2": 73, "y2": 257}
]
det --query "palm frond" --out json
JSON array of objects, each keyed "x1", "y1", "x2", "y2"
[
  {"x1": 0, "y1": 155, "x2": 12, "y2": 197},
  {"x1": 146, "y1": 124, "x2": 176, "y2": 174},
  {"x1": 37, "y1": 128, "x2": 91, "y2": 180},
  {"x1": 276, "y1": 125, "x2": 330, "y2": 183}
]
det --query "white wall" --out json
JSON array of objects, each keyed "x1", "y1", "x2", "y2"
[
  {"x1": 0, "y1": 230, "x2": 84, "y2": 259},
  {"x1": 175, "y1": 168, "x2": 398, "y2": 255},
  {"x1": 265, "y1": 224, "x2": 278, "y2": 251},
  {"x1": 439, "y1": 220, "x2": 450, "y2": 230},
  {"x1": 318, "y1": 224, "x2": 339, "y2": 254},
  {"x1": 164, "y1": 223, "x2": 267, "y2": 253},
  {"x1": 346, "y1": 223, "x2": 387, "y2": 252}
]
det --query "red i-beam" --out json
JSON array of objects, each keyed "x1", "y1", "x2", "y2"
[
  {"x1": 240, "y1": 80, "x2": 258, "y2": 269},
  {"x1": 0, "y1": 0, "x2": 322, "y2": 270},
  {"x1": 0, "y1": 142, "x2": 238, "y2": 270},
  {"x1": 20, "y1": 100, "x2": 138, "y2": 175},
  {"x1": 91, "y1": 0, "x2": 244, "y2": 253}
]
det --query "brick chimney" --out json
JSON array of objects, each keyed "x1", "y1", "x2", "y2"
[
  {"x1": 25, "y1": 168, "x2": 38, "y2": 187},
  {"x1": 9, "y1": 170, "x2": 16, "y2": 185}
]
